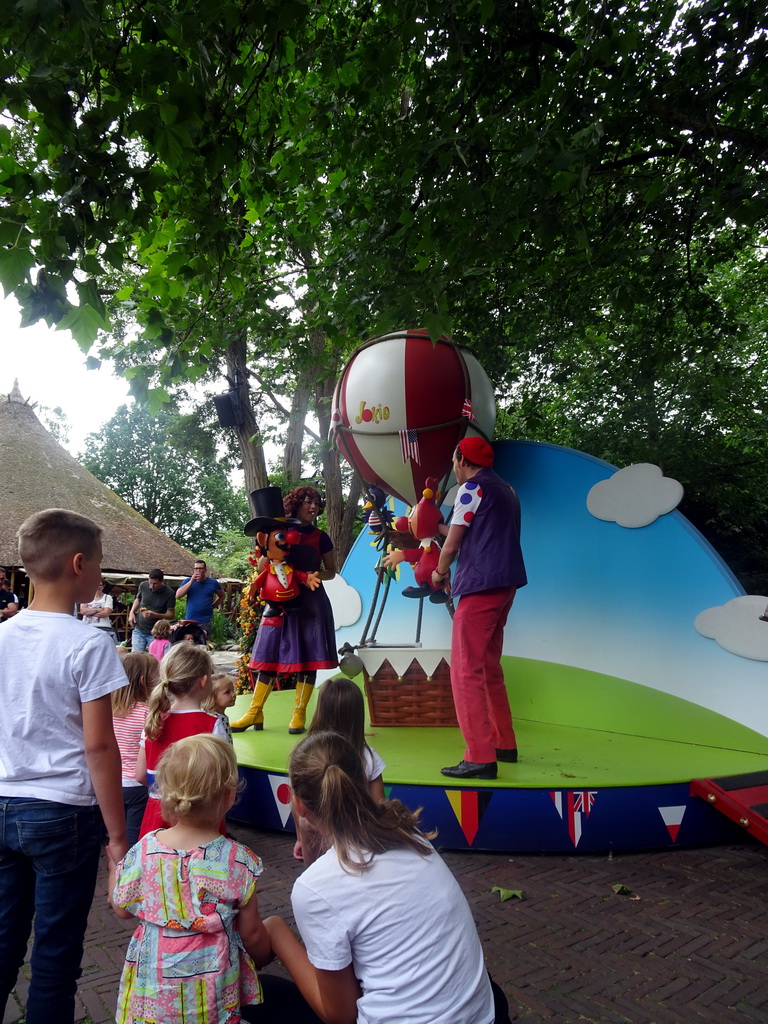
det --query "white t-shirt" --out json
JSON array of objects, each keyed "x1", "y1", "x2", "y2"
[
  {"x1": 363, "y1": 745, "x2": 385, "y2": 782},
  {"x1": 82, "y1": 592, "x2": 114, "y2": 628},
  {"x1": 292, "y1": 844, "x2": 494, "y2": 1024},
  {"x1": 0, "y1": 609, "x2": 128, "y2": 805}
]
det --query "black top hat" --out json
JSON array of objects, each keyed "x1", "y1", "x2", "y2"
[{"x1": 244, "y1": 486, "x2": 289, "y2": 537}]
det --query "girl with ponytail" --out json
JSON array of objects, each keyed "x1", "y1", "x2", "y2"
[
  {"x1": 135, "y1": 643, "x2": 228, "y2": 839},
  {"x1": 264, "y1": 731, "x2": 511, "y2": 1024},
  {"x1": 111, "y1": 651, "x2": 158, "y2": 845}
]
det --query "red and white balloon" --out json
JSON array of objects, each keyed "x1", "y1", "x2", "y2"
[{"x1": 330, "y1": 329, "x2": 496, "y2": 506}]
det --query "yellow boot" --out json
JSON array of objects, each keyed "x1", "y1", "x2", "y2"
[
  {"x1": 231, "y1": 680, "x2": 274, "y2": 732},
  {"x1": 288, "y1": 678, "x2": 315, "y2": 734}
]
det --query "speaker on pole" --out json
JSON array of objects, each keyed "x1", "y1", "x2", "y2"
[{"x1": 213, "y1": 390, "x2": 243, "y2": 428}]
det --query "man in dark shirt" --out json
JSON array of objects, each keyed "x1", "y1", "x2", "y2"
[
  {"x1": 0, "y1": 570, "x2": 18, "y2": 623},
  {"x1": 127, "y1": 569, "x2": 175, "y2": 652}
]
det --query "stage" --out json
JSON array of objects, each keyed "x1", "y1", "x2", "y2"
[
  {"x1": 229, "y1": 661, "x2": 768, "y2": 853},
  {"x1": 230, "y1": 438, "x2": 768, "y2": 853}
]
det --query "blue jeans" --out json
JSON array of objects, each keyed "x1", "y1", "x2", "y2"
[
  {"x1": 122, "y1": 784, "x2": 148, "y2": 848},
  {"x1": 131, "y1": 628, "x2": 150, "y2": 652},
  {"x1": 0, "y1": 798, "x2": 103, "y2": 1024}
]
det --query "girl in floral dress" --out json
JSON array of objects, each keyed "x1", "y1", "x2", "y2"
[
  {"x1": 111, "y1": 734, "x2": 322, "y2": 1024},
  {"x1": 111, "y1": 735, "x2": 268, "y2": 1023}
]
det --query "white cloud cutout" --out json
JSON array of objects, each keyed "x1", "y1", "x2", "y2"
[
  {"x1": 325, "y1": 574, "x2": 363, "y2": 628},
  {"x1": 695, "y1": 595, "x2": 768, "y2": 662},
  {"x1": 587, "y1": 463, "x2": 684, "y2": 528}
]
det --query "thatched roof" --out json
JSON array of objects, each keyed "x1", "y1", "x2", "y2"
[{"x1": 0, "y1": 381, "x2": 196, "y2": 574}]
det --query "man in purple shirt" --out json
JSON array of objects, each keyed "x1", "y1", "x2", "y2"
[{"x1": 432, "y1": 437, "x2": 527, "y2": 780}]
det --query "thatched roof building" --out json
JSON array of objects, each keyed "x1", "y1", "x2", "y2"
[{"x1": 0, "y1": 381, "x2": 196, "y2": 575}]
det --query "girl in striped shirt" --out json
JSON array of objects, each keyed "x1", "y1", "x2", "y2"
[{"x1": 112, "y1": 652, "x2": 158, "y2": 845}]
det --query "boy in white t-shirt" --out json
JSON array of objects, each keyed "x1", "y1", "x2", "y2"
[{"x1": 0, "y1": 509, "x2": 128, "y2": 1024}]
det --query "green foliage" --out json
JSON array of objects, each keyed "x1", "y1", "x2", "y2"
[
  {"x1": 2, "y1": 0, "x2": 766, "y2": 370},
  {"x1": 37, "y1": 403, "x2": 70, "y2": 445},
  {"x1": 2, "y1": 0, "x2": 768, "y2": 583},
  {"x1": 207, "y1": 610, "x2": 234, "y2": 648},
  {"x1": 81, "y1": 402, "x2": 248, "y2": 551},
  {"x1": 494, "y1": 237, "x2": 768, "y2": 591},
  {"x1": 201, "y1": 528, "x2": 255, "y2": 582}
]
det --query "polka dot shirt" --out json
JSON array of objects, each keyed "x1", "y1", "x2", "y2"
[{"x1": 450, "y1": 481, "x2": 483, "y2": 526}]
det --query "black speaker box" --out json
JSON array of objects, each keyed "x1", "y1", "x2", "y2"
[{"x1": 213, "y1": 391, "x2": 241, "y2": 428}]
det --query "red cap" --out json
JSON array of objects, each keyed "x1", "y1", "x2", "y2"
[{"x1": 458, "y1": 436, "x2": 494, "y2": 467}]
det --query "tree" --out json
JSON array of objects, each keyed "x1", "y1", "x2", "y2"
[
  {"x1": 37, "y1": 403, "x2": 70, "y2": 446},
  {"x1": 4, "y1": 0, "x2": 766, "y2": 367},
  {"x1": 494, "y1": 233, "x2": 768, "y2": 591},
  {"x1": 81, "y1": 402, "x2": 249, "y2": 552},
  {"x1": 2, "y1": 0, "x2": 767, "y2": 572}
]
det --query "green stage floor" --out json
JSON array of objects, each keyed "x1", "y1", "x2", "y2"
[{"x1": 230, "y1": 658, "x2": 768, "y2": 790}]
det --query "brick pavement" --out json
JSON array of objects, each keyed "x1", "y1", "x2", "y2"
[{"x1": 4, "y1": 828, "x2": 768, "y2": 1023}]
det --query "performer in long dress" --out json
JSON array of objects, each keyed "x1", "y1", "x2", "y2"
[{"x1": 231, "y1": 487, "x2": 337, "y2": 734}]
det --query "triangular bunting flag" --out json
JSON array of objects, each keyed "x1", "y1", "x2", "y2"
[
  {"x1": 658, "y1": 804, "x2": 686, "y2": 842},
  {"x1": 445, "y1": 789, "x2": 492, "y2": 846},
  {"x1": 267, "y1": 773, "x2": 294, "y2": 827},
  {"x1": 550, "y1": 790, "x2": 597, "y2": 848}
]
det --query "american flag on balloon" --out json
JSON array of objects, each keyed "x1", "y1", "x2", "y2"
[{"x1": 399, "y1": 428, "x2": 421, "y2": 465}]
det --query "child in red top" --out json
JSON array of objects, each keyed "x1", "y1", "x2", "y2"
[{"x1": 136, "y1": 644, "x2": 228, "y2": 838}]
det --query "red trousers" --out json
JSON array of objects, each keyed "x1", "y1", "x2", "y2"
[{"x1": 450, "y1": 586, "x2": 517, "y2": 763}]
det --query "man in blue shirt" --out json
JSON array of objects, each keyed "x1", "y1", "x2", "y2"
[{"x1": 175, "y1": 559, "x2": 223, "y2": 635}]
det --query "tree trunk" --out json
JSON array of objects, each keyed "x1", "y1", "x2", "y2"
[
  {"x1": 224, "y1": 330, "x2": 269, "y2": 507},
  {"x1": 311, "y1": 334, "x2": 361, "y2": 567},
  {"x1": 283, "y1": 376, "x2": 312, "y2": 483}
]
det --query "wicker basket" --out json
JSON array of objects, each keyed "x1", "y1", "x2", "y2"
[{"x1": 363, "y1": 657, "x2": 458, "y2": 727}]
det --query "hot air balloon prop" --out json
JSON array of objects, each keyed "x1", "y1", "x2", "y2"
[{"x1": 329, "y1": 330, "x2": 496, "y2": 507}]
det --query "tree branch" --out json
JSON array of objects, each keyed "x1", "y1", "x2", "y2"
[{"x1": 246, "y1": 368, "x2": 321, "y2": 442}]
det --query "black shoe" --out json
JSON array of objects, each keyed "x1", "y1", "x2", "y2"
[
  {"x1": 441, "y1": 760, "x2": 497, "y2": 780},
  {"x1": 402, "y1": 585, "x2": 431, "y2": 599},
  {"x1": 496, "y1": 748, "x2": 518, "y2": 763}
]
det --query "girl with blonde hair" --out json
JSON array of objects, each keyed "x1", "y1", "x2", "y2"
[
  {"x1": 202, "y1": 672, "x2": 237, "y2": 744},
  {"x1": 112, "y1": 735, "x2": 321, "y2": 1024},
  {"x1": 135, "y1": 643, "x2": 227, "y2": 838},
  {"x1": 148, "y1": 618, "x2": 171, "y2": 660},
  {"x1": 114, "y1": 736, "x2": 261, "y2": 1021}
]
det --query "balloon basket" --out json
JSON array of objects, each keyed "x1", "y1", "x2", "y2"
[{"x1": 361, "y1": 652, "x2": 458, "y2": 728}]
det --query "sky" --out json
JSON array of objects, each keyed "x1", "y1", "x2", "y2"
[
  {"x1": 1, "y1": 294, "x2": 132, "y2": 457},
  {"x1": 0, "y1": 293, "x2": 296, "y2": 481}
]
